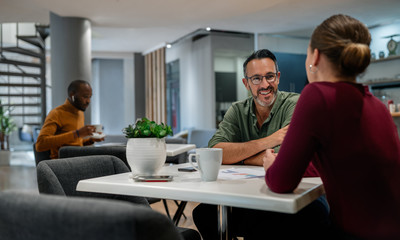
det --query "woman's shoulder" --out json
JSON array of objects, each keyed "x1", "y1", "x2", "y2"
[
  {"x1": 300, "y1": 82, "x2": 333, "y2": 98},
  {"x1": 303, "y1": 81, "x2": 336, "y2": 91},
  {"x1": 302, "y1": 81, "x2": 356, "y2": 97}
]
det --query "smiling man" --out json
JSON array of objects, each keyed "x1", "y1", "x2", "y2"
[
  {"x1": 208, "y1": 49, "x2": 300, "y2": 166},
  {"x1": 194, "y1": 50, "x2": 328, "y2": 240},
  {"x1": 36, "y1": 80, "x2": 104, "y2": 159}
]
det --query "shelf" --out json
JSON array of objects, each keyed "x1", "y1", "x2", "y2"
[
  {"x1": 391, "y1": 112, "x2": 400, "y2": 117},
  {"x1": 362, "y1": 79, "x2": 400, "y2": 89},
  {"x1": 371, "y1": 55, "x2": 400, "y2": 63}
]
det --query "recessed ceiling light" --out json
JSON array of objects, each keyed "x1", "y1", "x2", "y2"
[
  {"x1": 206, "y1": 27, "x2": 211, "y2": 31},
  {"x1": 166, "y1": 44, "x2": 172, "y2": 48}
]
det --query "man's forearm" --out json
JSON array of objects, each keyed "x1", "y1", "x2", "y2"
[
  {"x1": 214, "y1": 137, "x2": 275, "y2": 164},
  {"x1": 243, "y1": 151, "x2": 264, "y2": 166}
]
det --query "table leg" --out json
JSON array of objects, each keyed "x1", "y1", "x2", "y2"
[
  {"x1": 172, "y1": 201, "x2": 187, "y2": 226},
  {"x1": 218, "y1": 205, "x2": 230, "y2": 240}
]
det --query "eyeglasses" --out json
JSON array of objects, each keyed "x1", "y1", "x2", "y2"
[{"x1": 246, "y1": 73, "x2": 278, "y2": 85}]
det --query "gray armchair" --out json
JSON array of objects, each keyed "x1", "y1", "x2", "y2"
[
  {"x1": 36, "y1": 155, "x2": 200, "y2": 239},
  {"x1": 59, "y1": 145, "x2": 129, "y2": 168},
  {"x1": 0, "y1": 191, "x2": 183, "y2": 240},
  {"x1": 58, "y1": 140, "x2": 189, "y2": 224},
  {"x1": 58, "y1": 148, "x2": 163, "y2": 208},
  {"x1": 187, "y1": 128, "x2": 216, "y2": 148},
  {"x1": 33, "y1": 143, "x2": 50, "y2": 166},
  {"x1": 36, "y1": 155, "x2": 149, "y2": 205}
]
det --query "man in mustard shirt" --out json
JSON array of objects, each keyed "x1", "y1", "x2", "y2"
[{"x1": 36, "y1": 80, "x2": 104, "y2": 159}]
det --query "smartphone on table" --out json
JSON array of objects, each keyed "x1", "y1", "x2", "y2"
[
  {"x1": 178, "y1": 166, "x2": 197, "y2": 172},
  {"x1": 132, "y1": 175, "x2": 173, "y2": 182}
]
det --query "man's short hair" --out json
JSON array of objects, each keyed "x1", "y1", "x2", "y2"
[
  {"x1": 67, "y1": 80, "x2": 90, "y2": 95},
  {"x1": 243, "y1": 49, "x2": 279, "y2": 78}
]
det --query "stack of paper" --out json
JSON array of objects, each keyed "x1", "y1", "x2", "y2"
[{"x1": 218, "y1": 168, "x2": 265, "y2": 180}]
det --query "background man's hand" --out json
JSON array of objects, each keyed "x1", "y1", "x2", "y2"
[{"x1": 77, "y1": 125, "x2": 96, "y2": 138}]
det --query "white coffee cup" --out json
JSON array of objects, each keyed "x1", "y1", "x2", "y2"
[
  {"x1": 92, "y1": 124, "x2": 103, "y2": 133},
  {"x1": 189, "y1": 148, "x2": 223, "y2": 181}
]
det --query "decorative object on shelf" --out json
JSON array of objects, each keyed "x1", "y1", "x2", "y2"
[
  {"x1": 379, "y1": 51, "x2": 385, "y2": 59},
  {"x1": 0, "y1": 100, "x2": 17, "y2": 166},
  {"x1": 383, "y1": 34, "x2": 400, "y2": 56},
  {"x1": 388, "y1": 100, "x2": 396, "y2": 113},
  {"x1": 123, "y1": 118, "x2": 173, "y2": 176},
  {"x1": 371, "y1": 52, "x2": 376, "y2": 60}
]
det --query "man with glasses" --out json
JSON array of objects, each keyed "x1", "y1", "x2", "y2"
[
  {"x1": 193, "y1": 49, "x2": 327, "y2": 240},
  {"x1": 208, "y1": 49, "x2": 300, "y2": 166}
]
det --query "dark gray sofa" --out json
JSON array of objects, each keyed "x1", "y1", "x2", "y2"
[{"x1": 0, "y1": 191, "x2": 183, "y2": 240}]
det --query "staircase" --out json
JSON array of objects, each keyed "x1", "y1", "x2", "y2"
[{"x1": 0, "y1": 23, "x2": 49, "y2": 127}]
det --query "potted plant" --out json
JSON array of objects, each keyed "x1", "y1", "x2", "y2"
[
  {"x1": 0, "y1": 100, "x2": 17, "y2": 165},
  {"x1": 123, "y1": 118, "x2": 173, "y2": 175}
]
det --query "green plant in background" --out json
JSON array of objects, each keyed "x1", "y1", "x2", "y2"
[
  {"x1": 123, "y1": 118, "x2": 173, "y2": 138},
  {"x1": 0, "y1": 100, "x2": 17, "y2": 150}
]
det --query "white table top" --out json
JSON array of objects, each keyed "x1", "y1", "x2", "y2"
[
  {"x1": 77, "y1": 163, "x2": 324, "y2": 214},
  {"x1": 165, "y1": 144, "x2": 196, "y2": 156},
  {"x1": 94, "y1": 143, "x2": 196, "y2": 157}
]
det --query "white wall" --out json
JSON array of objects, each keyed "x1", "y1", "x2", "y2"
[
  {"x1": 258, "y1": 35, "x2": 309, "y2": 54},
  {"x1": 91, "y1": 52, "x2": 135, "y2": 134},
  {"x1": 123, "y1": 57, "x2": 135, "y2": 125},
  {"x1": 166, "y1": 36, "x2": 214, "y2": 130},
  {"x1": 214, "y1": 57, "x2": 236, "y2": 72},
  {"x1": 166, "y1": 33, "x2": 254, "y2": 130}
]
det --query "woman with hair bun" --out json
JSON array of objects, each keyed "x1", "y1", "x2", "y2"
[{"x1": 263, "y1": 14, "x2": 400, "y2": 239}]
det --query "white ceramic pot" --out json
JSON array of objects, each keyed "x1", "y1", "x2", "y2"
[{"x1": 126, "y1": 138, "x2": 166, "y2": 176}]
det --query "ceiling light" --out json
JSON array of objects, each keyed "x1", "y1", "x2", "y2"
[
  {"x1": 206, "y1": 27, "x2": 211, "y2": 31},
  {"x1": 166, "y1": 44, "x2": 172, "y2": 48}
]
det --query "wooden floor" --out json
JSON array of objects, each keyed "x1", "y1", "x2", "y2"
[{"x1": 0, "y1": 151, "x2": 199, "y2": 231}]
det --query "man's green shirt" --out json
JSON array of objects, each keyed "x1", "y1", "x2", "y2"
[{"x1": 208, "y1": 91, "x2": 299, "y2": 152}]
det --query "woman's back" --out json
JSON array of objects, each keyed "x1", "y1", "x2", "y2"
[
  {"x1": 265, "y1": 14, "x2": 400, "y2": 239},
  {"x1": 281, "y1": 81, "x2": 400, "y2": 239}
]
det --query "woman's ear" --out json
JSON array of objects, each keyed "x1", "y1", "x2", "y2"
[{"x1": 312, "y1": 48, "x2": 320, "y2": 67}]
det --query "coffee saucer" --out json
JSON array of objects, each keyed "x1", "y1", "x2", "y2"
[{"x1": 84, "y1": 133, "x2": 106, "y2": 139}]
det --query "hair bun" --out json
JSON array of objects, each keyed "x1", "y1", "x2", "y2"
[{"x1": 340, "y1": 43, "x2": 370, "y2": 76}]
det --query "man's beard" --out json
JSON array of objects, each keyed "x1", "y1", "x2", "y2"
[
  {"x1": 74, "y1": 100, "x2": 88, "y2": 111},
  {"x1": 251, "y1": 86, "x2": 277, "y2": 107}
]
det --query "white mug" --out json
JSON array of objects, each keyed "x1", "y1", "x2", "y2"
[
  {"x1": 92, "y1": 124, "x2": 103, "y2": 133},
  {"x1": 189, "y1": 148, "x2": 223, "y2": 181}
]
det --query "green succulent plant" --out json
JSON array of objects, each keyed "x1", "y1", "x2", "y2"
[
  {"x1": 123, "y1": 117, "x2": 173, "y2": 138},
  {"x1": 0, "y1": 100, "x2": 17, "y2": 150}
]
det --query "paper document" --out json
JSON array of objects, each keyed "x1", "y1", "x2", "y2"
[{"x1": 218, "y1": 168, "x2": 265, "y2": 180}]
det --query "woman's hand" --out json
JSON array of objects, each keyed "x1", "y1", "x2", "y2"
[{"x1": 263, "y1": 149, "x2": 277, "y2": 171}]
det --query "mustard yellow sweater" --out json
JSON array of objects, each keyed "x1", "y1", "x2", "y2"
[{"x1": 36, "y1": 99, "x2": 92, "y2": 159}]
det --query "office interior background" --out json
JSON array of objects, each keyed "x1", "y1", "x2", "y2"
[{"x1": 1, "y1": 0, "x2": 400, "y2": 150}]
